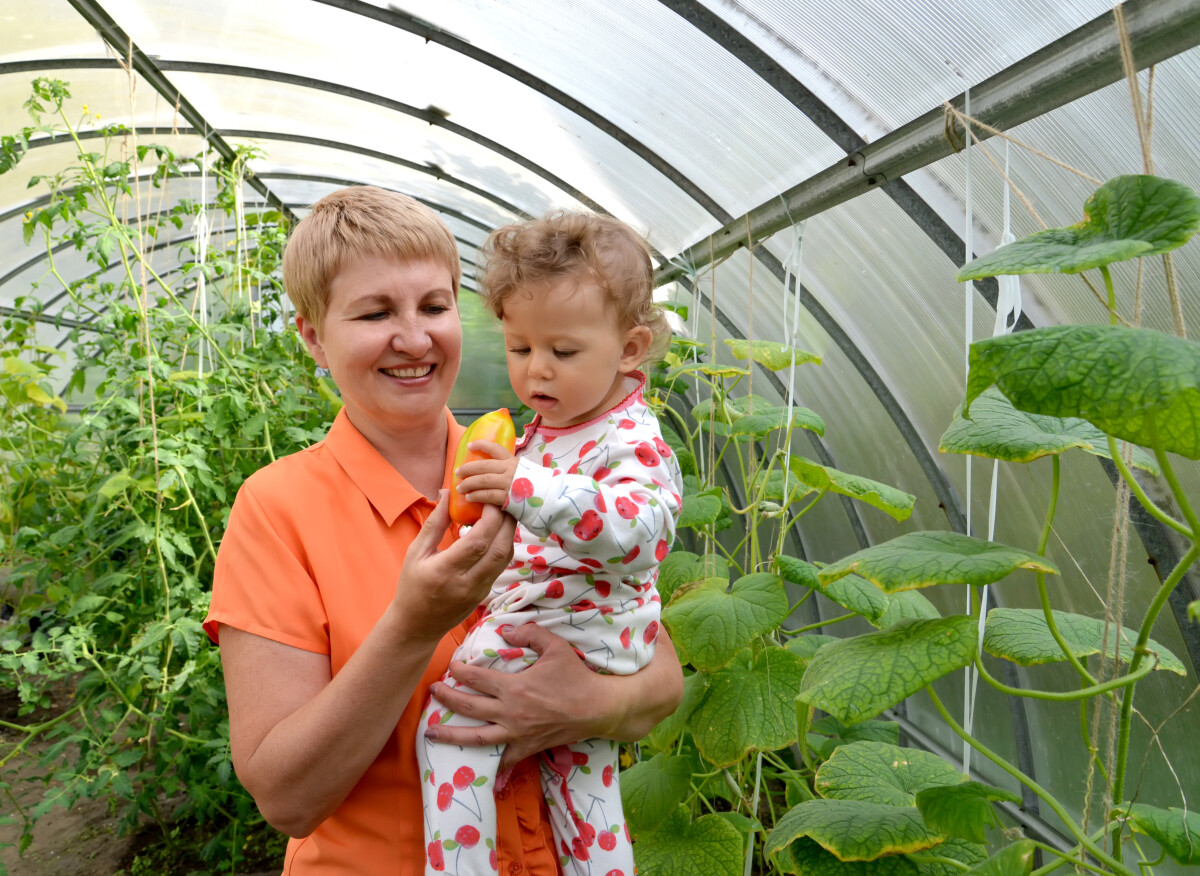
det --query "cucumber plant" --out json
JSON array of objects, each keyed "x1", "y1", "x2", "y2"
[{"x1": 626, "y1": 174, "x2": 1200, "y2": 875}]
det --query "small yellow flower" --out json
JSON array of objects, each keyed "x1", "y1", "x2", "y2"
[
  {"x1": 25, "y1": 211, "x2": 32, "y2": 219},
  {"x1": 94, "y1": 113, "x2": 101, "y2": 121}
]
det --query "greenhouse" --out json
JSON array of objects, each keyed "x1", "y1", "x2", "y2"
[{"x1": 2, "y1": 0, "x2": 1200, "y2": 873}]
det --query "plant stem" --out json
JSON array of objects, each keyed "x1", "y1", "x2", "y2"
[
  {"x1": 925, "y1": 686, "x2": 1137, "y2": 876},
  {"x1": 1106, "y1": 436, "x2": 1190, "y2": 538},
  {"x1": 1148, "y1": 419, "x2": 1200, "y2": 537},
  {"x1": 974, "y1": 650, "x2": 1155, "y2": 700},
  {"x1": 1101, "y1": 265, "x2": 1119, "y2": 326},
  {"x1": 1034, "y1": 456, "x2": 1101, "y2": 685},
  {"x1": 787, "y1": 612, "x2": 855, "y2": 635},
  {"x1": 1109, "y1": 540, "x2": 1200, "y2": 856}
]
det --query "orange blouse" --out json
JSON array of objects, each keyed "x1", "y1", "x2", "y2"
[{"x1": 203, "y1": 408, "x2": 559, "y2": 875}]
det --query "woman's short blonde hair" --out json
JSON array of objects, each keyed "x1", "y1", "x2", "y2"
[
  {"x1": 282, "y1": 186, "x2": 461, "y2": 331},
  {"x1": 480, "y1": 212, "x2": 671, "y2": 363}
]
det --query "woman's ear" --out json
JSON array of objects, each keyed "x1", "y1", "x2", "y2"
[
  {"x1": 619, "y1": 325, "x2": 653, "y2": 372},
  {"x1": 296, "y1": 314, "x2": 329, "y2": 369}
]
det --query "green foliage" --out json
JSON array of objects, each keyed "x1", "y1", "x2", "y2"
[
  {"x1": 0, "y1": 80, "x2": 331, "y2": 872},
  {"x1": 965, "y1": 324, "x2": 1200, "y2": 459},
  {"x1": 983, "y1": 608, "x2": 1185, "y2": 674},
  {"x1": 636, "y1": 170, "x2": 1200, "y2": 875},
  {"x1": 956, "y1": 174, "x2": 1200, "y2": 279},
  {"x1": 940, "y1": 386, "x2": 1159, "y2": 472},
  {"x1": 818, "y1": 531, "x2": 1058, "y2": 592}
]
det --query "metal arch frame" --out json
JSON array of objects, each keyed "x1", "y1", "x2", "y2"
[
  {"x1": 311, "y1": 0, "x2": 731, "y2": 222},
  {"x1": 0, "y1": 30, "x2": 955, "y2": 547},
  {"x1": 10, "y1": 125, "x2": 538, "y2": 223},
  {"x1": 59, "y1": 0, "x2": 299, "y2": 227}
]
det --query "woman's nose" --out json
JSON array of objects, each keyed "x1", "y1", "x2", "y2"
[{"x1": 390, "y1": 315, "x2": 433, "y2": 356}]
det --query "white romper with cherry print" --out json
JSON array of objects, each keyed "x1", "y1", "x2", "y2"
[{"x1": 418, "y1": 373, "x2": 683, "y2": 876}]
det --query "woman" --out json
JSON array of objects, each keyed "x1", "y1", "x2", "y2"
[{"x1": 202, "y1": 185, "x2": 683, "y2": 875}]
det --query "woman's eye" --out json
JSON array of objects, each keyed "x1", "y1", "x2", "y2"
[
  {"x1": 361, "y1": 311, "x2": 387, "y2": 320},
  {"x1": 425, "y1": 305, "x2": 450, "y2": 315}
]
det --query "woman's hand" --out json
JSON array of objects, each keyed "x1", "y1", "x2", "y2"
[
  {"x1": 391, "y1": 491, "x2": 516, "y2": 643},
  {"x1": 425, "y1": 623, "x2": 683, "y2": 771}
]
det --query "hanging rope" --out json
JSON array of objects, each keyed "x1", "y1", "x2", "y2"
[{"x1": 778, "y1": 220, "x2": 806, "y2": 529}]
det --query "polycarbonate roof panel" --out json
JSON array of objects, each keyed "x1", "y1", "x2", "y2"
[
  {"x1": 921, "y1": 51, "x2": 1200, "y2": 339},
  {"x1": 161, "y1": 72, "x2": 594, "y2": 218},
  {"x1": 368, "y1": 0, "x2": 849, "y2": 224},
  {"x1": 92, "y1": 0, "x2": 723, "y2": 255},
  {"x1": 226, "y1": 138, "x2": 526, "y2": 231},
  {"x1": 721, "y1": 0, "x2": 1118, "y2": 138},
  {"x1": 0, "y1": 0, "x2": 111, "y2": 62}
]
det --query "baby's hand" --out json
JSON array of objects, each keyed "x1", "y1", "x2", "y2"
[{"x1": 454, "y1": 440, "x2": 519, "y2": 509}]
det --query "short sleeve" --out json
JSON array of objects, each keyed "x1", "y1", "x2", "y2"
[{"x1": 203, "y1": 477, "x2": 330, "y2": 653}]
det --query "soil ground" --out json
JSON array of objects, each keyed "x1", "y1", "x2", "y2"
[{"x1": 0, "y1": 686, "x2": 280, "y2": 875}]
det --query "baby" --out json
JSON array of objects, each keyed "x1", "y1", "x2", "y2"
[{"x1": 418, "y1": 212, "x2": 683, "y2": 875}]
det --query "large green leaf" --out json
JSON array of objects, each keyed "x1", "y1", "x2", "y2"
[
  {"x1": 753, "y1": 468, "x2": 819, "y2": 503},
  {"x1": 725, "y1": 338, "x2": 822, "y2": 371},
  {"x1": 956, "y1": 175, "x2": 1200, "y2": 279},
  {"x1": 785, "y1": 634, "x2": 840, "y2": 667},
  {"x1": 877, "y1": 590, "x2": 942, "y2": 627},
  {"x1": 984, "y1": 608, "x2": 1186, "y2": 675},
  {"x1": 915, "y1": 782, "x2": 1021, "y2": 844},
  {"x1": 964, "y1": 325, "x2": 1200, "y2": 459},
  {"x1": 620, "y1": 753, "x2": 693, "y2": 831},
  {"x1": 765, "y1": 799, "x2": 944, "y2": 862},
  {"x1": 798, "y1": 617, "x2": 977, "y2": 725},
  {"x1": 940, "y1": 387, "x2": 1158, "y2": 473},
  {"x1": 776, "y1": 555, "x2": 889, "y2": 623},
  {"x1": 818, "y1": 531, "x2": 1058, "y2": 593},
  {"x1": 787, "y1": 456, "x2": 915, "y2": 521},
  {"x1": 808, "y1": 717, "x2": 901, "y2": 750},
  {"x1": 678, "y1": 493, "x2": 724, "y2": 529},
  {"x1": 690, "y1": 646, "x2": 807, "y2": 767},
  {"x1": 815, "y1": 741, "x2": 965, "y2": 807},
  {"x1": 662, "y1": 572, "x2": 789, "y2": 671},
  {"x1": 962, "y1": 841, "x2": 1036, "y2": 875},
  {"x1": 666, "y1": 360, "x2": 750, "y2": 380},
  {"x1": 633, "y1": 805, "x2": 744, "y2": 875},
  {"x1": 1118, "y1": 803, "x2": 1200, "y2": 865},
  {"x1": 773, "y1": 837, "x2": 985, "y2": 876},
  {"x1": 646, "y1": 671, "x2": 709, "y2": 750},
  {"x1": 658, "y1": 550, "x2": 729, "y2": 604},
  {"x1": 730, "y1": 405, "x2": 826, "y2": 439}
]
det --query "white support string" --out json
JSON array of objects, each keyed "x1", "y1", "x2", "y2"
[
  {"x1": 961, "y1": 87, "x2": 977, "y2": 774},
  {"x1": 968, "y1": 140, "x2": 1022, "y2": 770},
  {"x1": 195, "y1": 144, "x2": 209, "y2": 388},
  {"x1": 780, "y1": 222, "x2": 806, "y2": 503}
]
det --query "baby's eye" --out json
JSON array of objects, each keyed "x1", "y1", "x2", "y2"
[
  {"x1": 554, "y1": 349, "x2": 577, "y2": 358},
  {"x1": 508, "y1": 347, "x2": 531, "y2": 356}
]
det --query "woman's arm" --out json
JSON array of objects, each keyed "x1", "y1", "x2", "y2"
[
  {"x1": 222, "y1": 496, "x2": 516, "y2": 837},
  {"x1": 425, "y1": 623, "x2": 684, "y2": 770}
]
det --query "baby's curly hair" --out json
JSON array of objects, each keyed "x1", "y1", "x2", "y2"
[{"x1": 481, "y1": 212, "x2": 671, "y2": 363}]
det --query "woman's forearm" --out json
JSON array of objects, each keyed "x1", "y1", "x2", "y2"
[
  {"x1": 222, "y1": 606, "x2": 438, "y2": 837},
  {"x1": 600, "y1": 628, "x2": 684, "y2": 741}
]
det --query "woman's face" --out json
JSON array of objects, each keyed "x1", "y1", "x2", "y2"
[{"x1": 298, "y1": 255, "x2": 462, "y2": 448}]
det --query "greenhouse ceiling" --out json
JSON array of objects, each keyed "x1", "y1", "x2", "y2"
[{"x1": 4, "y1": 1, "x2": 1200, "y2": 868}]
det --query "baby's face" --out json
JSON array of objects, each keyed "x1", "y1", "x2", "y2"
[{"x1": 501, "y1": 278, "x2": 638, "y2": 428}]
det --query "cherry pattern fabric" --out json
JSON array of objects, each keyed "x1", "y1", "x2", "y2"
[{"x1": 418, "y1": 374, "x2": 682, "y2": 875}]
